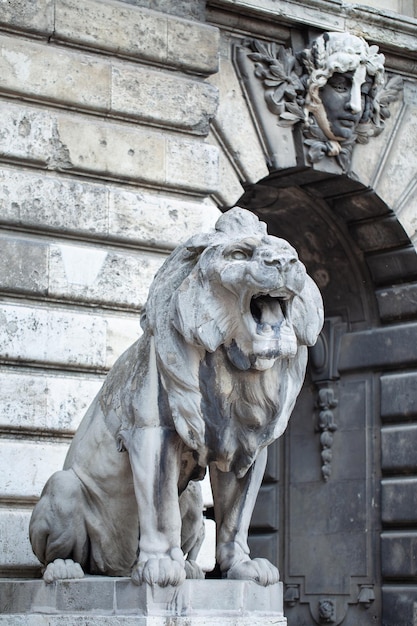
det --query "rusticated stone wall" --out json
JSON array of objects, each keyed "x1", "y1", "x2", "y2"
[{"x1": 0, "y1": 0, "x2": 221, "y2": 576}]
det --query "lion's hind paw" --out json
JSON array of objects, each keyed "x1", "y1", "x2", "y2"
[
  {"x1": 226, "y1": 557, "x2": 279, "y2": 586},
  {"x1": 43, "y1": 559, "x2": 84, "y2": 583}
]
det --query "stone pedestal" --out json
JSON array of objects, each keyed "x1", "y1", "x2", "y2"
[{"x1": 0, "y1": 577, "x2": 286, "y2": 625}]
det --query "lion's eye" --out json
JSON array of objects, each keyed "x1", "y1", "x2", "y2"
[{"x1": 230, "y1": 249, "x2": 249, "y2": 261}]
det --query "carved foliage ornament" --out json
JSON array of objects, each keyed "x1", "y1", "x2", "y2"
[{"x1": 244, "y1": 32, "x2": 402, "y2": 172}]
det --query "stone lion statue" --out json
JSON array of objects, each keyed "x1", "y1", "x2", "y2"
[{"x1": 30, "y1": 207, "x2": 323, "y2": 587}]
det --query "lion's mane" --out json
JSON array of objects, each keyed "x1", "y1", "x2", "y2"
[{"x1": 142, "y1": 208, "x2": 323, "y2": 473}]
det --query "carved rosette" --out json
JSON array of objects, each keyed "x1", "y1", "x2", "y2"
[{"x1": 237, "y1": 33, "x2": 403, "y2": 173}]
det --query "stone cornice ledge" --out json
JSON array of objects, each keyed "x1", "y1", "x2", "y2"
[{"x1": 208, "y1": 0, "x2": 417, "y2": 55}]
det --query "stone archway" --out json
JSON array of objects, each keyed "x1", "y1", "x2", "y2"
[
  {"x1": 234, "y1": 171, "x2": 417, "y2": 625},
  {"x1": 208, "y1": 23, "x2": 417, "y2": 624}
]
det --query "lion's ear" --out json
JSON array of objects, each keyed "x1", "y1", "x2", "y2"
[{"x1": 291, "y1": 276, "x2": 324, "y2": 346}]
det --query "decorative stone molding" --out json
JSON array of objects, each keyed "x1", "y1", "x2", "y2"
[
  {"x1": 235, "y1": 32, "x2": 402, "y2": 173},
  {"x1": 315, "y1": 385, "x2": 338, "y2": 482},
  {"x1": 309, "y1": 318, "x2": 346, "y2": 481}
]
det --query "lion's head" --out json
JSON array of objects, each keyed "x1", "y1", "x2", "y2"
[{"x1": 144, "y1": 208, "x2": 323, "y2": 467}]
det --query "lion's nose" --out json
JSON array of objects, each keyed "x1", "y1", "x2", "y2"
[{"x1": 264, "y1": 254, "x2": 298, "y2": 271}]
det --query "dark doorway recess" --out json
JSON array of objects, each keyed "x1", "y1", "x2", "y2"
[{"x1": 236, "y1": 169, "x2": 417, "y2": 626}]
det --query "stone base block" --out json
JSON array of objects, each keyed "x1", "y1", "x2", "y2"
[{"x1": 0, "y1": 577, "x2": 286, "y2": 625}]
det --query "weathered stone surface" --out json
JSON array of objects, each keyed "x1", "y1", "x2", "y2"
[
  {"x1": 0, "y1": 34, "x2": 111, "y2": 111},
  {"x1": 381, "y1": 531, "x2": 417, "y2": 578},
  {"x1": 382, "y1": 477, "x2": 417, "y2": 524},
  {"x1": 382, "y1": 424, "x2": 417, "y2": 472},
  {"x1": 0, "y1": 102, "x2": 55, "y2": 166},
  {"x1": 54, "y1": 0, "x2": 219, "y2": 74},
  {"x1": 0, "y1": 33, "x2": 217, "y2": 131},
  {"x1": 111, "y1": 63, "x2": 218, "y2": 133},
  {"x1": 209, "y1": 57, "x2": 268, "y2": 184},
  {"x1": 0, "y1": 441, "x2": 69, "y2": 499},
  {"x1": 0, "y1": 303, "x2": 140, "y2": 370},
  {"x1": 380, "y1": 371, "x2": 417, "y2": 420},
  {"x1": 166, "y1": 14, "x2": 219, "y2": 74},
  {"x1": 0, "y1": 578, "x2": 285, "y2": 625},
  {"x1": 107, "y1": 190, "x2": 221, "y2": 248},
  {"x1": 208, "y1": 130, "x2": 245, "y2": 206},
  {"x1": 28, "y1": 208, "x2": 322, "y2": 589},
  {"x1": 0, "y1": 509, "x2": 40, "y2": 569},
  {"x1": 0, "y1": 236, "x2": 48, "y2": 295},
  {"x1": 165, "y1": 136, "x2": 218, "y2": 192},
  {"x1": 0, "y1": 168, "x2": 109, "y2": 237},
  {"x1": 48, "y1": 242, "x2": 164, "y2": 309},
  {"x1": 377, "y1": 282, "x2": 417, "y2": 321},
  {"x1": 0, "y1": 370, "x2": 102, "y2": 433},
  {"x1": 0, "y1": 0, "x2": 54, "y2": 36},
  {"x1": 375, "y1": 105, "x2": 417, "y2": 210},
  {"x1": 0, "y1": 102, "x2": 219, "y2": 192},
  {"x1": 0, "y1": 168, "x2": 220, "y2": 248}
]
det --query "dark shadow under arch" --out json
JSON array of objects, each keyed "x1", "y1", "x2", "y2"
[{"x1": 231, "y1": 169, "x2": 417, "y2": 626}]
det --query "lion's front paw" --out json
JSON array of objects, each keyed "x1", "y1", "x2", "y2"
[
  {"x1": 131, "y1": 549, "x2": 186, "y2": 587},
  {"x1": 226, "y1": 558, "x2": 279, "y2": 586},
  {"x1": 43, "y1": 559, "x2": 84, "y2": 584}
]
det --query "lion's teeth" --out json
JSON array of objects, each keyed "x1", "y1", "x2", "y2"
[{"x1": 260, "y1": 323, "x2": 274, "y2": 335}]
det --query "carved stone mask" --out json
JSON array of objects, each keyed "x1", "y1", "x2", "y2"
[{"x1": 304, "y1": 32, "x2": 385, "y2": 143}]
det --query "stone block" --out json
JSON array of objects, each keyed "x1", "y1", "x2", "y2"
[
  {"x1": 55, "y1": 0, "x2": 167, "y2": 63},
  {"x1": 0, "y1": 236, "x2": 48, "y2": 295},
  {"x1": 380, "y1": 371, "x2": 417, "y2": 420},
  {"x1": 0, "y1": 440, "x2": 69, "y2": 499},
  {"x1": 381, "y1": 531, "x2": 417, "y2": 579},
  {"x1": 48, "y1": 242, "x2": 164, "y2": 309},
  {"x1": 167, "y1": 15, "x2": 219, "y2": 74},
  {"x1": 0, "y1": 509, "x2": 39, "y2": 569},
  {"x1": 0, "y1": 102, "x2": 219, "y2": 193},
  {"x1": 0, "y1": 168, "x2": 109, "y2": 237},
  {"x1": 54, "y1": 0, "x2": 219, "y2": 75},
  {"x1": 376, "y1": 282, "x2": 417, "y2": 321},
  {"x1": 165, "y1": 137, "x2": 218, "y2": 193},
  {"x1": 0, "y1": 369, "x2": 102, "y2": 433},
  {"x1": 382, "y1": 424, "x2": 417, "y2": 472},
  {"x1": 107, "y1": 189, "x2": 220, "y2": 249},
  {"x1": 374, "y1": 105, "x2": 417, "y2": 211},
  {"x1": 0, "y1": 34, "x2": 111, "y2": 111},
  {"x1": 0, "y1": 578, "x2": 286, "y2": 625},
  {"x1": 208, "y1": 131, "x2": 245, "y2": 206},
  {"x1": 56, "y1": 115, "x2": 166, "y2": 184},
  {"x1": 0, "y1": 167, "x2": 220, "y2": 249},
  {"x1": 382, "y1": 584, "x2": 417, "y2": 626},
  {"x1": 0, "y1": 101, "x2": 54, "y2": 167},
  {"x1": 56, "y1": 578, "x2": 116, "y2": 613},
  {"x1": 104, "y1": 315, "x2": 142, "y2": 369},
  {"x1": 111, "y1": 63, "x2": 218, "y2": 133},
  {"x1": 208, "y1": 57, "x2": 268, "y2": 184},
  {"x1": 0, "y1": 303, "x2": 108, "y2": 369},
  {"x1": 382, "y1": 477, "x2": 417, "y2": 524},
  {"x1": 0, "y1": 0, "x2": 54, "y2": 36}
]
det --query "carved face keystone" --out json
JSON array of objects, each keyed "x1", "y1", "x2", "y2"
[{"x1": 318, "y1": 66, "x2": 367, "y2": 140}]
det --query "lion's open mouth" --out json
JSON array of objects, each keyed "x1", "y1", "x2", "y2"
[{"x1": 250, "y1": 294, "x2": 289, "y2": 337}]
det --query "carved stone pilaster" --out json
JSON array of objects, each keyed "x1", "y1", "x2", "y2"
[
  {"x1": 315, "y1": 385, "x2": 338, "y2": 481},
  {"x1": 309, "y1": 318, "x2": 345, "y2": 481}
]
